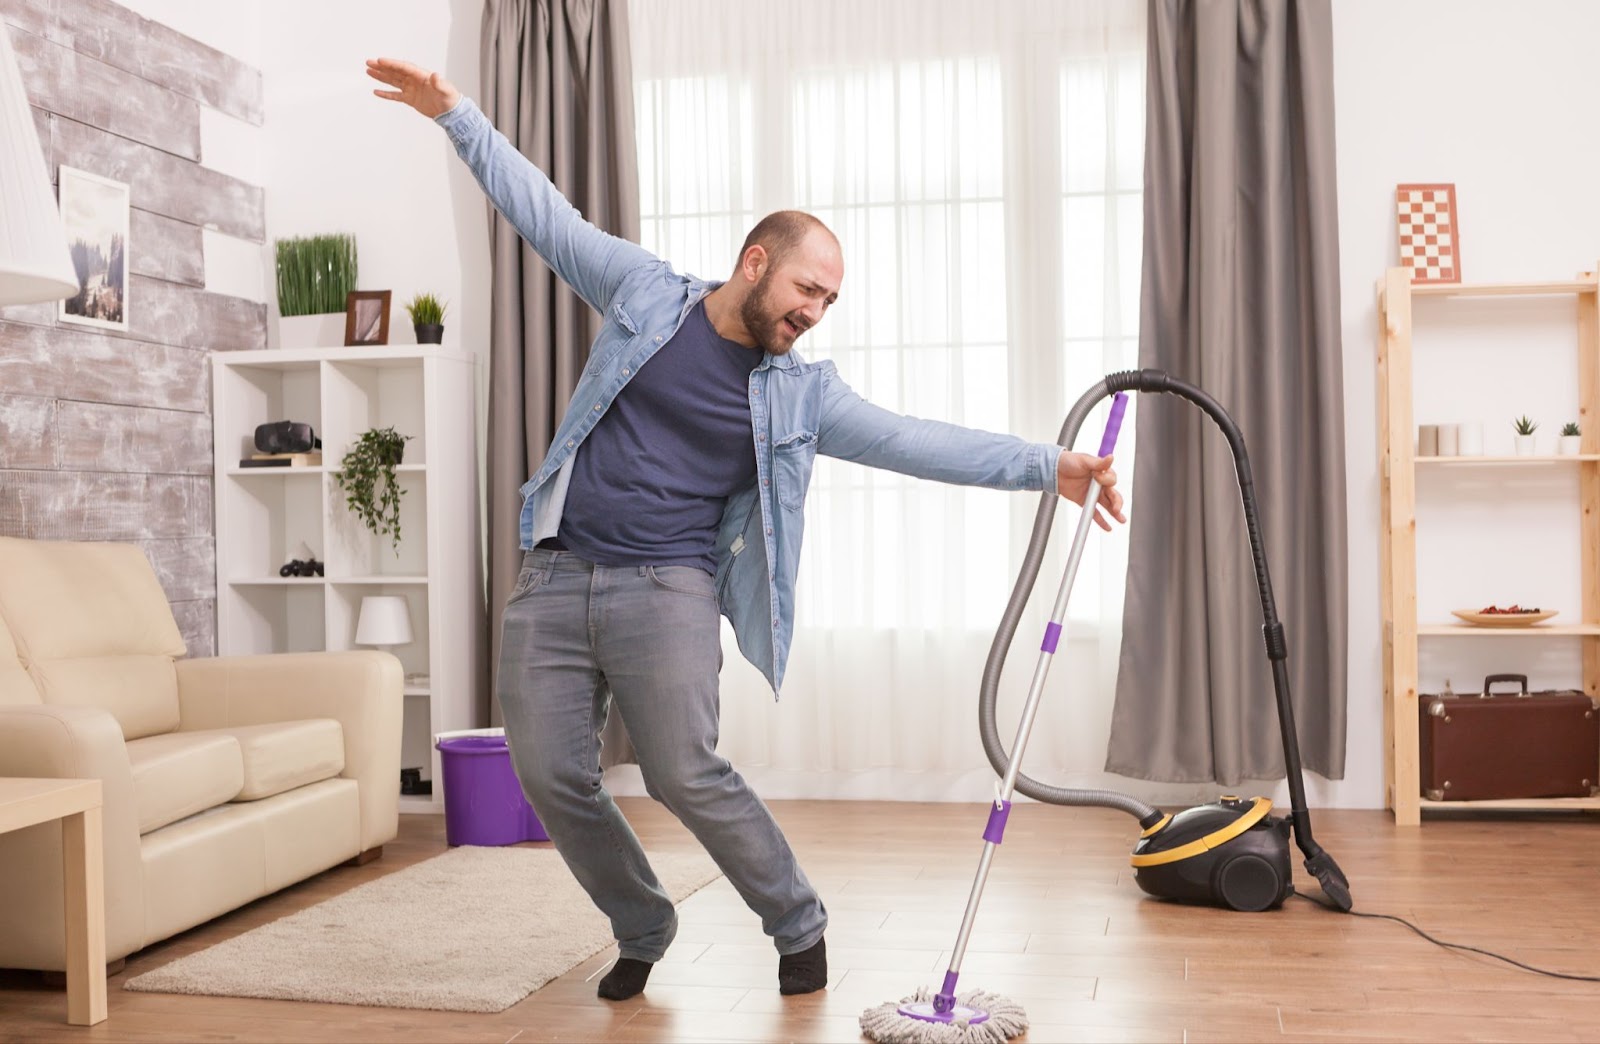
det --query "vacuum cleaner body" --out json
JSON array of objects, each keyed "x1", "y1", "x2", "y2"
[{"x1": 1130, "y1": 796, "x2": 1294, "y2": 912}]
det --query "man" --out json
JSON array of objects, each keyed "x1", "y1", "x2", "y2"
[{"x1": 367, "y1": 57, "x2": 1125, "y2": 1001}]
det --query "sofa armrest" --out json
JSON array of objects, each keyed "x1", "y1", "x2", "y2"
[
  {"x1": 0, "y1": 705, "x2": 147, "y2": 967},
  {"x1": 175, "y1": 652, "x2": 403, "y2": 852}
]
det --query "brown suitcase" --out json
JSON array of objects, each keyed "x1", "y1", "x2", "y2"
[{"x1": 1419, "y1": 673, "x2": 1600, "y2": 801}]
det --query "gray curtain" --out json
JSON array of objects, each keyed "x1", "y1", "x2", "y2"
[
  {"x1": 1107, "y1": 0, "x2": 1347, "y2": 785},
  {"x1": 481, "y1": 0, "x2": 639, "y2": 757}
]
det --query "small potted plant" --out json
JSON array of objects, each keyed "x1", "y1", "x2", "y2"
[
  {"x1": 334, "y1": 427, "x2": 413, "y2": 553},
  {"x1": 404, "y1": 292, "x2": 447, "y2": 345},
  {"x1": 1560, "y1": 421, "x2": 1582, "y2": 456},
  {"x1": 1513, "y1": 415, "x2": 1539, "y2": 456}
]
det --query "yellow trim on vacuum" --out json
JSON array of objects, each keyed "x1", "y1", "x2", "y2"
[
  {"x1": 1129, "y1": 797, "x2": 1273, "y2": 868},
  {"x1": 1139, "y1": 814, "x2": 1172, "y2": 839}
]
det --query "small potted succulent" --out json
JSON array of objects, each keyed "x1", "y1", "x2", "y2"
[
  {"x1": 404, "y1": 292, "x2": 447, "y2": 345},
  {"x1": 1560, "y1": 421, "x2": 1582, "y2": 456},
  {"x1": 1513, "y1": 415, "x2": 1539, "y2": 456},
  {"x1": 334, "y1": 426, "x2": 413, "y2": 552}
]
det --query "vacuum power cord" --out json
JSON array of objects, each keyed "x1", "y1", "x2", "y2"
[{"x1": 1292, "y1": 892, "x2": 1600, "y2": 983}]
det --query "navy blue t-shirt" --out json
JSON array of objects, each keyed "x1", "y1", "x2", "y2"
[{"x1": 556, "y1": 301, "x2": 761, "y2": 573}]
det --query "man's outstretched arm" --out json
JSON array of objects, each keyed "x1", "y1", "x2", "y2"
[
  {"x1": 367, "y1": 57, "x2": 654, "y2": 315},
  {"x1": 816, "y1": 364, "x2": 1125, "y2": 530}
]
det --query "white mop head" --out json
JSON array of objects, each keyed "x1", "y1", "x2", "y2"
[{"x1": 859, "y1": 988, "x2": 1028, "y2": 1044}]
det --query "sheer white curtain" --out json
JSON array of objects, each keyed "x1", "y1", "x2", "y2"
[{"x1": 626, "y1": 0, "x2": 1146, "y2": 801}]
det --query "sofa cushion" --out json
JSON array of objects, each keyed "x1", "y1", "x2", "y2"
[
  {"x1": 218, "y1": 720, "x2": 346, "y2": 800},
  {"x1": 126, "y1": 731, "x2": 244, "y2": 835},
  {"x1": 0, "y1": 613, "x2": 40, "y2": 706},
  {"x1": 0, "y1": 537, "x2": 186, "y2": 739}
]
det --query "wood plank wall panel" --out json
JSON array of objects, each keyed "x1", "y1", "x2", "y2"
[
  {"x1": 170, "y1": 599, "x2": 216, "y2": 657},
  {"x1": 53, "y1": 400, "x2": 212, "y2": 474},
  {"x1": 138, "y1": 537, "x2": 216, "y2": 602},
  {"x1": 130, "y1": 209, "x2": 204, "y2": 287},
  {"x1": 130, "y1": 276, "x2": 266, "y2": 352},
  {"x1": 0, "y1": 0, "x2": 267, "y2": 657},
  {"x1": 0, "y1": 321, "x2": 208, "y2": 412},
  {"x1": 0, "y1": 395, "x2": 56, "y2": 469},
  {"x1": 0, "y1": 472, "x2": 212, "y2": 540},
  {"x1": 48, "y1": 112, "x2": 265, "y2": 241},
  {"x1": 10, "y1": 22, "x2": 199, "y2": 159},
  {"x1": 0, "y1": 396, "x2": 211, "y2": 473},
  {"x1": 5, "y1": 0, "x2": 263, "y2": 125}
]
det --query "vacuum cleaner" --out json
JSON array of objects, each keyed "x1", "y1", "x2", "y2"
[
  {"x1": 979, "y1": 369, "x2": 1351, "y2": 914},
  {"x1": 861, "y1": 370, "x2": 1351, "y2": 1043}
]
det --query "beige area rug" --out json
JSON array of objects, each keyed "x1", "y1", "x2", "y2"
[{"x1": 124, "y1": 845, "x2": 722, "y2": 1013}]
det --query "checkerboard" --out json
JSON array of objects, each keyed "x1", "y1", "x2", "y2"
[{"x1": 1396, "y1": 183, "x2": 1460, "y2": 284}]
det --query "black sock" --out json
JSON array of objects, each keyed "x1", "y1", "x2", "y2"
[
  {"x1": 777, "y1": 936, "x2": 827, "y2": 995},
  {"x1": 597, "y1": 957, "x2": 653, "y2": 1001}
]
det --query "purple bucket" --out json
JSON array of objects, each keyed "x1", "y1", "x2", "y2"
[{"x1": 435, "y1": 733, "x2": 548, "y2": 846}]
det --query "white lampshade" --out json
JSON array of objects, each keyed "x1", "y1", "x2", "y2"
[
  {"x1": 355, "y1": 595, "x2": 414, "y2": 647},
  {"x1": 0, "y1": 26, "x2": 78, "y2": 306}
]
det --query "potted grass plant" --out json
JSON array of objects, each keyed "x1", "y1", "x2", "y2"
[
  {"x1": 404, "y1": 292, "x2": 448, "y2": 344},
  {"x1": 1513, "y1": 415, "x2": 1539, "y2": 456},
  {"x1": 1560, "y1": 421, "x2": 1582, "y2": 455},
  {"x1": 273, "y1": 233, "x2": 357, "y2": 349},
  {"x1": 334, "y1": 427, "x2": 413, "y2": 553}
]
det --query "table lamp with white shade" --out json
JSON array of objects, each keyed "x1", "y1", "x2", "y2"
[
  {"x1": 355, "y1": 595, "x2": 414, "y2": 651},
  {"x1": 0, "y1": 26, "x2": 79, "y2": 306}
]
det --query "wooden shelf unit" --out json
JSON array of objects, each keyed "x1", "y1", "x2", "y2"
[{"x1": 1377, "y1": 268, "x2": 1600, "y2": 825}]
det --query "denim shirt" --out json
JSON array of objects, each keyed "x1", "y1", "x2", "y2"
[{"x1": 437, "y1": 97, "x2": 1063, "y2": 694}]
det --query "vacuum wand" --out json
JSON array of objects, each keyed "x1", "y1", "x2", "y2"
[{"x1": 930, "y1": 393, "x2": 1127, "y2": 1016}]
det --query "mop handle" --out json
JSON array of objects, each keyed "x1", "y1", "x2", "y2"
[
  {"x1": 933, "y1": 394, "x2": 1126, "y2": 1012},
  {"x1": 993, "y1": 391, "x2": 1127, "y2": 807}
]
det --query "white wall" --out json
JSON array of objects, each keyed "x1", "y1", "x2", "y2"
[
  {"x1": 1332, "y1": 0, "x2": 1600, "y2": 807},
  {"x1": 261, "y1": 0, "x2": 490, "y2": 364}
]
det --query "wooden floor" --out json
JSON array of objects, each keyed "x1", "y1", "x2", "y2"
[{"x1": 3, "y1": 799, "x2": 1598, "y2": 1042}]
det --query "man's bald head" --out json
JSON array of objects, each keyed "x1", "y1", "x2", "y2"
[{"x1": 737, "y1": 210, "x2": 839, "y2": 272}]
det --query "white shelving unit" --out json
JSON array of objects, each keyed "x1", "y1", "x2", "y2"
[{"x1": 211, "y1": 345, "x2": 486, "y2": 813}]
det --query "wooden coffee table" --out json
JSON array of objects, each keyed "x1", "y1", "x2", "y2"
[{"x1": 0, "y1": 778, "x2": 107, "y2": 1025}]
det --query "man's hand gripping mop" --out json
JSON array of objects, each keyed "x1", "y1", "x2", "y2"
[{"x1": 859, "y1": 393, "x2": 1128, "y2": 1044}]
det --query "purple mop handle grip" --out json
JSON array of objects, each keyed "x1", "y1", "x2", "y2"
[{"x1": 1096, "y1": 392, "x2": 1129, "y2": 458}]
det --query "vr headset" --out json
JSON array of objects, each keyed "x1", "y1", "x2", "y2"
[{"x1": 254, "y1": 421, "x2": 322, "y2": 455}]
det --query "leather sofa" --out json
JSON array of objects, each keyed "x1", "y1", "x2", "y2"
[{"x1": 0, "y1": 536, "x2": 402, "y2": 971}]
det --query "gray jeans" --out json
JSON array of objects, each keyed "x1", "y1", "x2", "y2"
[{"x1": 496, "y1": 548, "x2": 827, "y2": 962}]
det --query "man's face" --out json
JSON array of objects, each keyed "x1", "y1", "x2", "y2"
[{"x1": 738, "y1": 232, "x2": 843, "y2": 355}]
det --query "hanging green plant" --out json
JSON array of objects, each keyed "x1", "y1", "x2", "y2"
[{"x1": 334, "y1": 426, "x2": 413, "y2": 552}]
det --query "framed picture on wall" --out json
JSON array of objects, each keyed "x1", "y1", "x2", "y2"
[
  {"x1": 57, "y1": 166, "x2": 130, "y2": 331},
  {"x1": 1395, "y1": 182, "x2": 1460, "y2": 285},
  {"x1": 344, "y1": 290, "x2": 391, "y2": 346}
]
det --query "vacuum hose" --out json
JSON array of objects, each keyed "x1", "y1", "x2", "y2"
[
  {"x1": 977, "y1": 376, "x2": 1158, "y2": 821},
  {"x1": 978, "y1": 369, "x2": 1351, "y2": 911}
]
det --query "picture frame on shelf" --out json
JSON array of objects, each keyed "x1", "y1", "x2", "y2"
[
  {"x1": 344, "y1": 290, "x2": 392, "y2": 346},
  {"x1": 57, "y1": 165, "x2": 129, "y2": 331}
]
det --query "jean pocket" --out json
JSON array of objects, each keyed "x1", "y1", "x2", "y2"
[
  {"x1": 508, "y1": 556, "x2": 550, "y2": 601},
  {"x1": 645, "y1": 565, "x2": 716, "y2": 600},
  {"x1": 508, "y1": 566, "x2": 539, "y2": 601},
  {"x1": 773, "y1": 430, "x2": 818, "y2": 510}
]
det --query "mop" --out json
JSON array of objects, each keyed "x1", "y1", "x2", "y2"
[{"x1": 859, "y1": 393, "x2": 1128, "y2": 1044}]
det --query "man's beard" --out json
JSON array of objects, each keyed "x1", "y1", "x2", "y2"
[{"x1": 739, "y1": 272, "x2": 803, "y2": 353}]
